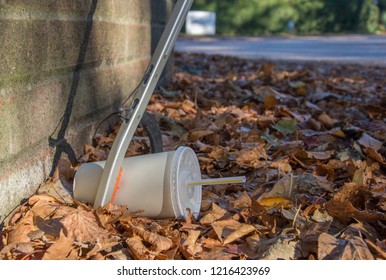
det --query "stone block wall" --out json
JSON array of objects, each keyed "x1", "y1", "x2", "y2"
[{"x1": 0, "y1": 0, "x2": 173, "y2": 222}]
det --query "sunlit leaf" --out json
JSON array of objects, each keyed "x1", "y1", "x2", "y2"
[{"x1": 61, "y1": 206, "x2": 110, "y2": 242}]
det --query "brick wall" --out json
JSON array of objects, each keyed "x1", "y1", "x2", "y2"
[{"x1": 0, "y1": 0, "x2": 173, "y2": 221}]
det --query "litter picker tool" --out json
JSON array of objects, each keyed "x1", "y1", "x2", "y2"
[
  {"x1": 74, "y1": 0, "x2": 246, "y2": 219},
  {"x1": 92, "y1": 0, "x2": 194, "y2": 208}
]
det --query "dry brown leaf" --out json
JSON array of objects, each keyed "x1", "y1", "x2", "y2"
[
  {"x1": 318, "y1": 112, "x2": 336, "y2": 128},
  {"x1": 308, "y1": 151, "x2": 334, "y2": 160},
  {"x1": 188, "y1": 130, "x2": 214, "y2": 141},
  {"x1": 182, "y1": 230, "x2": 203, "y2": 258},
  {"x1": 258, "y1": 197, "x2": 293, "y2": 209},
  {"x1": 332, "y1": 182, "x2": 365, "y2": 204},
  {"x1": 61, "y1": 206, "x2": 109, "y2": 242},
  {"x1": 366, "y1": 147, "x2": 386, "y2": 164},
  {"x1": 316, "y1": 233, "x2": 341, "y2": 260},
  {"x1": 42, "y1": 231, "x2": 79, "y2": 260},
  {"x1": 264, "y1": 95, "x2": 279, "y2": 109},
  {"x1": 341, "y1": 237, "x2": 374, "y2": 260},
  {"x1": 212, "y1": 220, "x2": 240, "y2": 242},
  {"x1": 325, "y1": 199, "x2": 385, "y2": 224},
  {"x1": 325, "y1": 182, "x2": 385, "y2": 223},
  {"x1": 201, "y1": 237, "x2": 222, "y2": 250},
  {"x1": 259, "y1": 173, "x2": 296, "y2": 200},
  {"x1": 256, "y1": 114, "x2": 276, "y2": 128},
  {"x1": 7, "y1": 212, "x2": 39, "y2": 244},
  {"x1": 200, "y1": 203, "x2": 227, "y2": 225},
  {"x1": 85, "y1": 240, "x2": 120, "y2": 259},
  {"x1": 36, "y1": 178, "x2": 73, "y2": 204},
  {"x1": 270, "y1": 158, "x2": 292, "y2": 174},
  {"x1": 0, "y1": 242, "x2": 37, "y2": 260},
  {"x1": 30, "y1": 199, "x2": 75, "y2": 221},
  {"x1": 212, "y1": 220, "x2": 255, "y2": 244},
  {"x1": 95, "y1": 203, "x2": 128, "y2": 228},
  {"x1": 126, "y1": 236, "x2": 155, "y2": 260},
  {"x1": 330, "y1": 127, "x2": 346, "y2": 138},
  {"x1": 105, "y1": 248, "x2": 132, "y2": 260},
  {"x1": 200, "y1": 247, "x2": 234, "y2": 260},
  {"x1": 341, "y1": 222, "x2": 379, "y2": 243},
  {"x1": 236, "y1": 146, "x2": 268, "y2": 168},
  {"x1": 233, "y1": 191, "x2": 252, "y2": 209},
  {"x1": 223, "y1": 224, "x2": 255, "y2": 245},
  {"x1": 358, "y1": 133, "x2": 383, "y2": 152},
  {"x1": 181, "y1": 99, "x2": 197, "y2": 114},
  {"x1": 304, "y1": 232, "x2": 374, "y2": 260},
  {"x1": 311, "y1": 209, "x2": 333, "y2": 223},
  {"x1": 28, "y1": 194, "x2": 62, "y2": 206},
  {"x1": 365, "y1": 239, "x2": 386, "y2": 260},
  {"x1": 126, "y1": 222, "x2": 173, "y2": 252},
  {"x1": 259, "y1": 235, "x2": 300, "y2": 260},
  {"x1": 33, "y1": 216, "x2": 63, "y2": 240}
]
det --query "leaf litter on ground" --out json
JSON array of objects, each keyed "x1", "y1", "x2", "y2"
[{"x1": 1, "y1": 53, "x2": 386, "y2": 260}]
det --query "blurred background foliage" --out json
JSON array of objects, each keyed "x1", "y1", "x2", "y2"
[{"x1": 191, "y1": 0, "x2": 386, "y2": 35}]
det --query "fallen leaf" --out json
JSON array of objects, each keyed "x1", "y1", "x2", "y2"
[
  {"x1": 233, "y1": 192, "x2": 252, "y2": 209},
  {"x1": 125, "y1": 222, "x2": 173, "y2": 252},
  {"x1": 61, "y1": 206, "x2": 109, "y2": 242},
  {"x1": 259, "y1": 235, "x2": 300, "y2": 260},
  {"x1": 42, "y1": 231, "x2": 79, "y2": 260},
  {"x1": 301, "y1": 231, "x2": 371, "y2": 260},
  {"x1": 311, "y1": 209, "x2": 333, "y2": 223},
  {"x1": 223, "y1": 224, "x2": 255, "y2": 245},
  {"x1": 212, "y1": 220, "x2": 254, "y2": 244},
  {"x1": 259, "y1": 173, "x2": 296, "y2": 200},
  {"x1": 96, "y1": 203, "x2": 128, "y2": 228},
  {"x1": 236, "y1": 146, "x2": 268, "y2": 168},
  {"x1": 264, "y1": 95, "x2": 279, "y2": 109},
  {"x1": 85, "y1": 240, "x2": 121, "y2": 259},
  {"x1": 358, "y1": 133, "x2": 382, "y2": 152},
  {"x1": 341, "y1": 222, "x2": 379, "y2": 243},
  {"x1": 366, "y1": 147, "x2": 385, "y2": 164},
  {"x1": 288, "y1": 80, "x2": 305, "y2": 89},
  {"x1": 325, "y1": 199, "x2": 385, "y2": 224},
  {"x1": 126, "y1": 236, "x2": 155, "y2": 260},
  {"x1": 308, "y1": 151, "x2": 334, "y2": 160},
  {"x1": 365, "y1": 239, "x2": 386, "y2": 260},
  {"x1": 0, "y1": 242, "x2": 37, "y2": 260},
  {"x1": 7, "y1": 212, "x2": 39, "y2": 244},
  {"x1": 182, "y1": 230, "x2": 203, "y2": 258},
  {"x1": 258, "y1": 197, "x2": 293, "y2": 209},
  {"x1": 188, "y1": 130, "x2": 214, "y2": 141},
  {"x1": 36, "y1": 178, "x2": 73, "y2": 204},
  {"x1": 316, "y1": 233, "x2": 341, "y2": 260},
  {"x1": 341, "y1": 237, "x2": 374, "y2": 260},
  {"x1": 273, "y1": 119, "x2": 297, "y2": 134},
  {"x1": 318, "y1": 112, "x2": 336, "y2": 128},
  {"x1": 200, "y1": 203, "x2": 227, "y2": 225},
  {"x1": 199, "y1": 246, "x2": 233, "y2": 260}
]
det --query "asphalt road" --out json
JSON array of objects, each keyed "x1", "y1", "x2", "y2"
[{"x1": 175, "y1": 35, "x2": 386, "y2": 65}]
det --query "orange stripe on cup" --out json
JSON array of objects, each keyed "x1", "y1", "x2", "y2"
[{"x1": 110, "y1": 167, "x2": 123, "y2": 204}]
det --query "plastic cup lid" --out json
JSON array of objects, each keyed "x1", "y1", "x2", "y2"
[{"x1": 170, "y1": 146, "x2": 202, "y2": 219}]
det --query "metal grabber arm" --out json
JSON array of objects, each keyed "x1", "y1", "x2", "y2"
[{"x1": 93, "y1": 0, "x2": 194, "y2": 207}]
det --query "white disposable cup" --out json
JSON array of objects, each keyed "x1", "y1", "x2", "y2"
[{"x1": 73, "y1": 146, "x2": 202, "y2": 219}]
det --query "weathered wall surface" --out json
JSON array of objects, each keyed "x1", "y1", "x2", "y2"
[{"x1": 0, "y1": 0, "x2": 173, "y2": 221}]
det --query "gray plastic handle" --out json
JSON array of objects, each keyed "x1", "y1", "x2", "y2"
[{"x1": 93, "y1": 0, "x2": 194, "y2": 208}]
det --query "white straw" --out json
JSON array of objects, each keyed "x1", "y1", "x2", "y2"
[{"x1": 186, "y1": 176, "x2": 246, "y2": 187}]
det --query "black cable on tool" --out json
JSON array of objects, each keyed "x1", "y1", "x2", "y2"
[
  {"x1": 92, "y1": 111, "x2": 121, "y2": 140},
  {"x1": 120, "y1": 81, "x2": 141, "y2": 107},
  {"x1": 92, "y1": 74, "x2": 145, "y2": 139}
]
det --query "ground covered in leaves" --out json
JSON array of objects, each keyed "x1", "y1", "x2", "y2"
[{"x1": 1, "y1": 53, "x2": 386, "y2": 260}]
